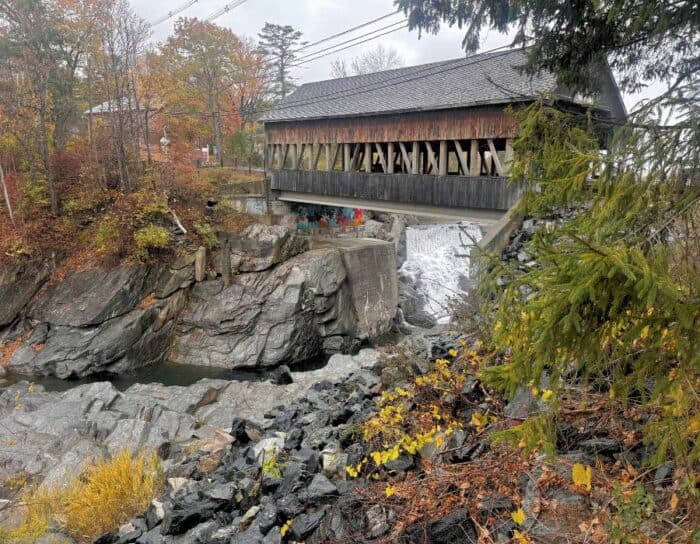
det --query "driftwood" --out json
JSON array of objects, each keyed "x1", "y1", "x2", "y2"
[
  {"x1": 168, "y1": 207, "x2": 188, "y2": 235},
  {"x1": 0, "y1": 164, "x2": 16, "y2": 227}
]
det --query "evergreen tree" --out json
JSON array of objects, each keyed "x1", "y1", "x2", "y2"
[
  {"x1": 395, "y1": 0, "x2": 700, "y2": 466},
  {"x1": 257, "y1": 23, "x2": 305, "y2": 100},
  {"x1": 395, "y1": 0, "x2": 699, "y2": 93}
]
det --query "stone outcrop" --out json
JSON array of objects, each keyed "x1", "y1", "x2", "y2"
[
  {"x1": 31, "y1": 266, "x2": 158, "y2": 327},
  {"x1": 170, "y1": 241, "x2": 395, "y2": 369},
  {"x1": 228, "y1": 224, "x2": 309, "y2": 272},
  {"x1": 0, "y1": 259, "x2": 51, "y2": 329},
  {"x1": 3, "y1": 264, "x2": 189, "y2": 379},
  {"x1": 1, "y1": 225, "x2": 399, "y2": 378}
]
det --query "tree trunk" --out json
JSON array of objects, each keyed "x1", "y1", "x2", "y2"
[
  {"x1": 0, "y1": 164, "x2": 16, "y2": 227},
  {"x1": 39, "y1": 101, "x2": 59, "y2": 216},
  {"x1": 215, "y1": 111, "x2": 224, "y2": 167},
  {"x1": 144, "y1": 108, "x2": 152, "y2": 164}
]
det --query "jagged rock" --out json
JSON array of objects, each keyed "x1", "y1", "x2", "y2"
[
  {"x1": 170, "y1": 250, "x2": 341, "y2": 368},
  {"x1": 31, "y1": 266, "x2": 157, "y2": 327},
  {"x1": 290, "y1": 510, "x2": 326, "y2": 541},
  {"x1": 8, "y1": 290, "x2": 187, "y2": 379},
  {"x1": 228, "y1": 224, "x2": 308, "y2": 272},
  {"x1": 0, "y1": 259, "x2": 51, "y2": 327},
  {"x1": 161, "y1": 498, "x2": 224, "y2": 535},
  {"x1": 305, "y1": 474, "x2": 338, "y2": 502}
]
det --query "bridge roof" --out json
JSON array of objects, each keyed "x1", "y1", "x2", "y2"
[{"x1": 263, "y1": 48, "x2": 625, "y2": 123}]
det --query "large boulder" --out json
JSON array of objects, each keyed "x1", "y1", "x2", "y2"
[
  {"x1": 229, "y1": 224, "x2": 308, "y2": 272},
  {"x1": 0, "y1": 260, "x2": 51, "y2": 328},
  {"x1": 30, "y1": 266, "x2": 158, "y2": 327},
  {"x1": 7, "y1": 290, "x2": 187, "y2": 378},
  {"x1": 170, "y1": 248, "x2": 350, "y2": 369}
]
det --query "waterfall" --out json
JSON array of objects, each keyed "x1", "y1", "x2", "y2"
[{"x1": 399, "y1": 222, "x2": 483, "y2": 324}]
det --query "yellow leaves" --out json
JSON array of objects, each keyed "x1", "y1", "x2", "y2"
[
  {"x1": 669, "y1": 493, "x2": 679, "y2": 512},
  {"x1": 514, "y1": 529, "x2": 532, "y2": 543},
  {"x1": 471, "y1": 411, "x2": 489, "y2": 432},
  {"x1": 345, "y1": 464, "x2": 361, "y2": 479},
  {"x1": 448, "y1": 348, "x2": 459, "y2": 358},
  {"x1": 640, "y1": 325, "x2": 650, "y2": 340},
  {"x1": 370, "y1": 445, "x2": 401, "y2": 466},
  {"x1": 494, "y1": 320, "x2": 503, "y2": 332},
  {"x1": 572, "y1": 463, "x2": 592, "y2": 492},
  {"x1": 384, "y1": 485, "x2": 397, "y2": 498},
  {"x1": 280, "y1": 519, "x2": 293, "y2": 537},
  {"x1": 541, "y1": 389, "x2": 554, "y2": 402},
  {"x1": 511, "y1": 507, "x2": 526, "y2": 525}
]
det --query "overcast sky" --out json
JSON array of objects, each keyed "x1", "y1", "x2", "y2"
[{"x1": 130, "y1": 0, "x2": 662, "y2": 111}]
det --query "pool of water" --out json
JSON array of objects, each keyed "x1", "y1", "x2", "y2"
[{"x1": 1, "y1": 357, "x2": 329, "y2": 393}]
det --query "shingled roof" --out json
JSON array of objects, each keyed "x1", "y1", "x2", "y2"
[{"x1": 263, "y1": 48, "x2": 624, "y2": 123}]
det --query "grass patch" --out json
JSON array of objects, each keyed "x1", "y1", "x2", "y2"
[{"x1": 0, "y1": 449, "x2": 163, "y2": 543}]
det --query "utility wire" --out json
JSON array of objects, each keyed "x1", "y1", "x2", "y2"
[
  {"x1": 205, "y1": 0, "x2": 248, "y2": 22},
  {"x1": 293, "y1": 20, "x2": 409, "y2": 65},
  {"x1": 290, "y1": 21, "x2": 408, "y2": 67},
  {"x1": 295, "y1": 10, "x2": 402, "y2": 52},
  {"x1": 150, "y1": 0, "x2": 200, "y2": 26}
]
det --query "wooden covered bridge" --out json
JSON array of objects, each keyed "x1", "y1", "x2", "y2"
[{"x1": 262, "y1": 49, "x2": 625, "y2": 222}]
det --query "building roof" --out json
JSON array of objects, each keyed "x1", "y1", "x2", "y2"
[{"x1": 263, "y1": 48, "x2": 625, "y2": 123}]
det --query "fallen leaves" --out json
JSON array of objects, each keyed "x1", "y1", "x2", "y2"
[{"x1": 572, "y1": 463, "x2": 592, "y2": 492}]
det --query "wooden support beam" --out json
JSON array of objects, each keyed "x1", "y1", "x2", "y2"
[
  {"x1": 453, "y1": 140, "x2": 469, "y2": 175},
  {"x1": 290, "y1": 144, "x2": 299, "y2": 170},
  {"x1": 312, "y1": 144, "x2": 323, "y2": 171},
  {"x1": 350, "y1": 144, "x2": 361, "y2": 171},
  {"x1": 439, "y1": 140, "x2": 448, "y2": 176},
  {"x1": 344, "y1": 143, "x2": 352, "y2": 172},
  {"x1": 398, "y1": 142, "x2": 411, "y2": 173},
  {"x1": 487, "y1": 139, "x2": 504, "y2": 176},
  {"x1": 387, "y1": 142, "x2": 395, "y2": 174},
  {"x1": 332, "y1": 144, "x2": 341, "y2": 172},
  {"x1": 364, "y1": 142, "x2": 372, "y2": 173},
  {"x1": 271, "y1": 145, "x2": 279, "y2": 170},
  {"x1": 375, "y1": 143, "x2": 388, "y2": 173},
  {"x1": 281, "y1": 144, "x2": 289, "y2": 169},
  {"x1": 504, "y1": 139, "x2": 514, "y2": 175},
  {"x1": 412, "y1": 141, "x2": 420, "y2": 174},
  {"x1": 469, "y1": 139, "x2": 481, "y2": 176},
  {"x1": 425, "y1": 142, "x2": 439, "y2": 174},
  {"x1": 296, "y1": 143, "x2": 306, "y2": 170}
]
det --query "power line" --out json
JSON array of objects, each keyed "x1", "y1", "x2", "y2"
[
  {"x1": 293, "y1": 19, "x2": 409, "y2": 64},
  {"x1": 293, "y1": 22, "x2": 410, "y2": 67},
  {"x1": 150, "y1": 0, "x2": 200, "y2": 26},
  {"x1": 295, "y1": 10, "x2": 402, "y2": 53},
  {"x1": 205, "y1": 0, "x2": 248, "y2": 22}
]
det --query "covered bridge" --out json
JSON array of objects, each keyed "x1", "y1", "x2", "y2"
[{"x1": 262, "y1": 48, "x2": 625, "y2": 221}]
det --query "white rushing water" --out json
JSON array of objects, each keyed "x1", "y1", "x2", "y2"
[{"x1": 399, "y1": 222, "x2": 483, "y2": 324}]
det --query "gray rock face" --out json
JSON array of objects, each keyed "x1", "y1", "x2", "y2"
[
  {"x1": 0, "y1": 260, "x2": 51, "y2": 328},
  {"x1": 229, "y1": 224, "x2": 308, "y2": 272},
  {"x1": 8, "y1": 290, "x2": 187, "y2": 378},
  {"x1": 170, "y1": 248, "x2": 355, "y2": 369},
  {"x1": 2, "y1": 234, "x2": 397, "y2": 378},
  {"x1": 31, "y1": 266, "x2": 158, "y2": 327}
]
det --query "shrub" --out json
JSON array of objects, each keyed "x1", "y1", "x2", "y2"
[
  {"x1": 194, "y1": 222, "x2": 219, "y2": 249},
  {"x1": 133, "y1": 224, "x2": 170, "y2": 260},
  {"x1": 93, "y1": 215, "x2": 121, "y2": 255},
  {"x1": 0, "y1": 449, "x2": 163, "y2": 543}
]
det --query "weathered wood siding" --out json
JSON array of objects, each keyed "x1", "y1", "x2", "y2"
[
  {"x1": 271, "y1": 170, "x2": 521, "y2": 211},
  {"x1": 265, "y1": 106, "x2": 518, "y2": 145}
]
